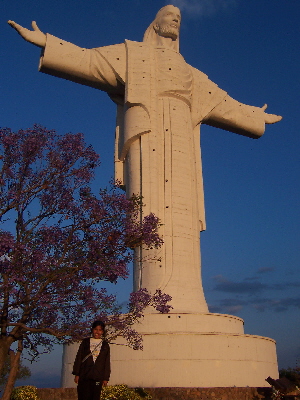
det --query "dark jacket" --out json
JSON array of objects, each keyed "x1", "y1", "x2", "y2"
[{"x1": 72, "y1": 338, "x2": 110, "y2": 382}]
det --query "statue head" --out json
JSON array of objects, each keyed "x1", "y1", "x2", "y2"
[{"x1": 143, "y1": 5, "x2": 181, "y2": 52}]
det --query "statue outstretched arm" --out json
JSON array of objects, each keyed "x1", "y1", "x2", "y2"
[
  {"x1": 7, "y1": 20, "x2": 126, "y2": 95},
  {"x1": 8, "y1": 20, "x2": 46, "y2": 48},
  {"x1": 202, "y1": 95, "x2": 282, "y2": 139},
  {"x1": 37, "y1": 35, "x2": 125, "y2": 95}
]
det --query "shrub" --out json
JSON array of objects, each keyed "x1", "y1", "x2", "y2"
[
  {"x1": 100, "y1": 384, "x2": 152, "y2": 400},
  {"x1": 10, "y1": 385, "x2": 39, "y2": 400}
]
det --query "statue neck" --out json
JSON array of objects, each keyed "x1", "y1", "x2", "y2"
[{"x1": 155, "y1": 35, "x2": 178, "y2": 51}]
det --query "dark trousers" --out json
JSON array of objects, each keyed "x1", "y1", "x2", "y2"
[{"x1": 77, "y1": 378, "x2": 102, "y2": 400}]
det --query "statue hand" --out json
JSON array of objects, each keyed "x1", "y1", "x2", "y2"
[
  {"x1": 8, "y1": 20, "x2": 46, "y2": 48},
  {"x1": 261, "y1": 104, "x2": 282, "y2": 124}
]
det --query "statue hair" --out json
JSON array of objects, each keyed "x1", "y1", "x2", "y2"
[{"x1": 143, "y1": 5, "x2": 180, "y2": 52}]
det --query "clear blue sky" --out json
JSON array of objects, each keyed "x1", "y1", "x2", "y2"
[{"x1": 1, "y1": 0, "x2": 299, "y2": 388}]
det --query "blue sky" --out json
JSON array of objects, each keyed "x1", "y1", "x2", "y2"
[{"x1": 1, "y1": 0, "x2": 299, "y2": 388}]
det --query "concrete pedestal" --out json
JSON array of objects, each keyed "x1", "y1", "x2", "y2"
[{"x1": 61, "y1": 312, "x2": 278, "y2": 388}]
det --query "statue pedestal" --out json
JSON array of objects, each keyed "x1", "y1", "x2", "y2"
[{"x1": 61, "y1": 312, "x2": 278, "y2": 388}]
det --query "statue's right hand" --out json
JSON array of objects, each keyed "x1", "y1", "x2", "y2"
[{"x1": 7, "y1": 20, "x2": 46, "y2": 48}]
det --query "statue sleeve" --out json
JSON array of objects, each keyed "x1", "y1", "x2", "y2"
[
  {"x1": 191, "y1": 68, "x2": 266, "y2": 139},
  {"x1": 202, "y1": 95, "x2": 266, "y2": 139},
  {"x1": 39, "y1": 34, "x2": 126, "y2": 96}
]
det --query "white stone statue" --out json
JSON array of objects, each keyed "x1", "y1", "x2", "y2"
[{"x1": 8, "y1": 5, "x2": 281, "y2": 314}]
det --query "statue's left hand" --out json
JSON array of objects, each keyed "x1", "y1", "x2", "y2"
[{"x1": 261, "y1": 104, "x2": 282, "y2": 124}]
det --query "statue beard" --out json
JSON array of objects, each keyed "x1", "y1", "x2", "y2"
[{"x1": 155, "y1": 24, "x2": 179, "y2": 40}]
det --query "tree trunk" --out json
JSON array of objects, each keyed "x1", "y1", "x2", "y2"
[
  {"x1": 0, "y1": 337, "x2": 12, "y2": 375},
  {"x1": 2, "y1": 340, "x2": 23, "y2": 400}
]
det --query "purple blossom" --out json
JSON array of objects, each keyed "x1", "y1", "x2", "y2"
[
  {"x1": 0, "y1": 231, "x2": 14, "y2": 256},
  {"x1": 0, "y1": 125, "x2": 169, "y2": 363}
]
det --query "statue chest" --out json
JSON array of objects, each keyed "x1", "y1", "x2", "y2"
[{"x1": 155, "y1": 48, "x2": 192, "y2": 102}]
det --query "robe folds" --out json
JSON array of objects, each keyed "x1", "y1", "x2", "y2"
[{"x1": 39, "y1": 35, "x2": 266, "y2": 312}]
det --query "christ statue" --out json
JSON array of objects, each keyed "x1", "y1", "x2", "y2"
[{"x1": 9, "y1": 5, "x2": 281, "y2": 314}]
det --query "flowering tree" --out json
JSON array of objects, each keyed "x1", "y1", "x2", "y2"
[{"x1": 0, "y1": 125, "x2": 171, "y2": 385}]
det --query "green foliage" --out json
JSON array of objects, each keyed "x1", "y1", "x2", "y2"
[
  {"x1": 10, "y1": 385, "x2": 39, "y2": 400},
  {"x1": 0, "y1": 354, "x2": 31, "y2": 386},
  {"x1": 100, "y1": 384, "x2": 152, "y2": 400},
  {"x1": 279, "y1": 367, "x2": 300, "y2": 386}
]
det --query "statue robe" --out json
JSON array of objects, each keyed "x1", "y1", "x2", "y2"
[{"x1": 39, "y1": 35, "x2": 266, "y2": 313}]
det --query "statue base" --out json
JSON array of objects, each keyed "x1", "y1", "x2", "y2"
[{"x1": 61, "y1": 313, "x2": 278, "y2": 388}]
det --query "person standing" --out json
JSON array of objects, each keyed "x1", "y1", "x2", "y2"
[{"x1": 73, "y1": 321, "x2": 110, "y2": 400}]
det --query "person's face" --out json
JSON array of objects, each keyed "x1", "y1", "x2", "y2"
[
  {"x1": 92, "y1": 325, "x2": 104, "y2": 339},
  {"x1": 155, "y1": 7, "x2": 181, "y2": 40}
]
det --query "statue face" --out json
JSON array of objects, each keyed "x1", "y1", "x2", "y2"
[{"x1": 154, "y1": 6, "x2": 181, "y2": 40}]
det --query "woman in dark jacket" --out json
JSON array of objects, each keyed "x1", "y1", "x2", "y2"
[{"x1": 73, "y1": 321, "x2": 110, "y2": 400}]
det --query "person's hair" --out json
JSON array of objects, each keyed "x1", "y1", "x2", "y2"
[
  {"x1": 91, "y1": 320, "x2": 105, "y2": 331},
  {"x1": 143, "y1": 5, "x2": 180, "y2": 52}
]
